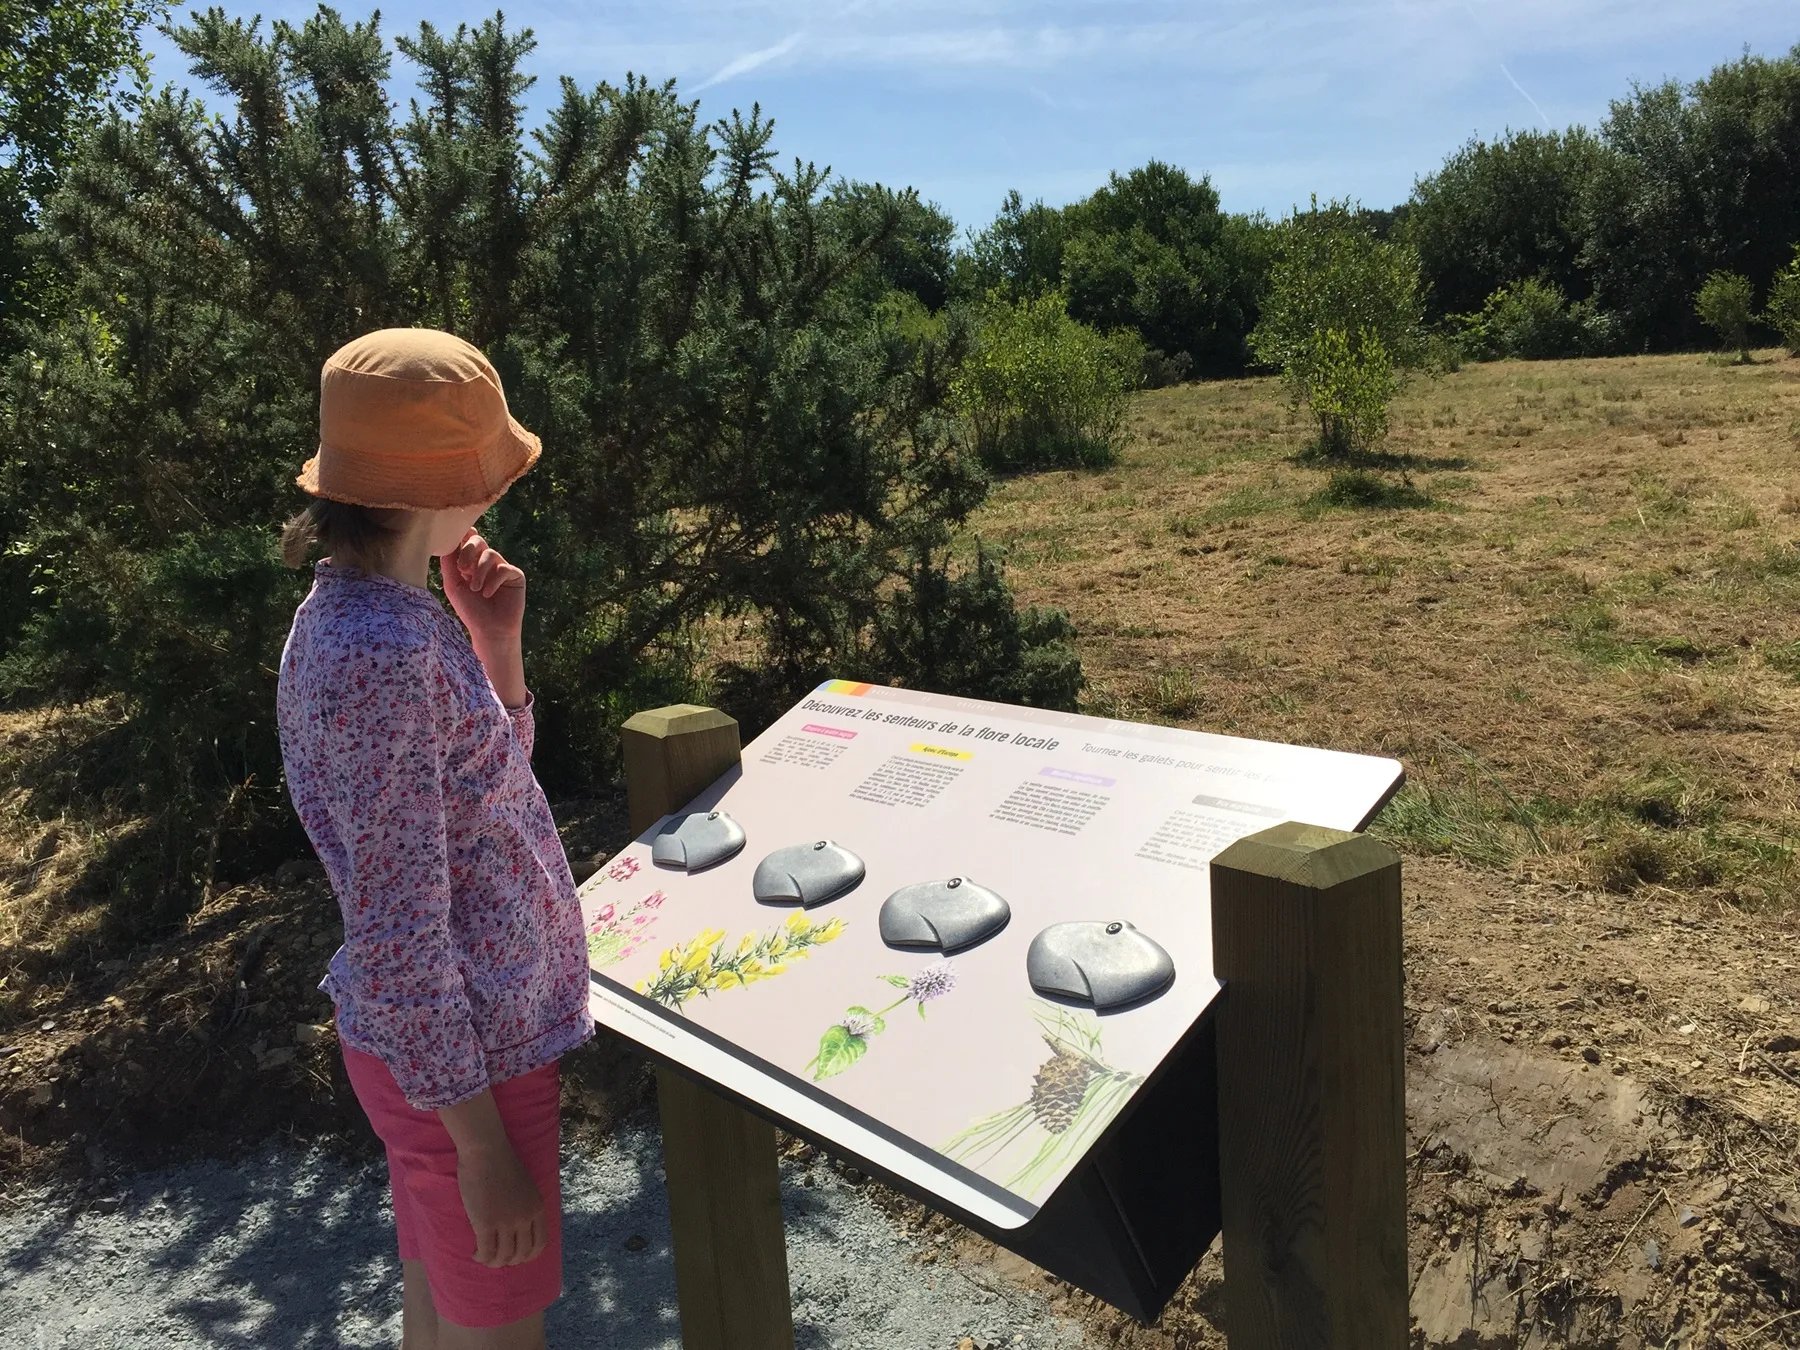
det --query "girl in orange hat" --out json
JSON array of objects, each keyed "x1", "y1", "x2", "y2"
[{"x1": 277, "y1": 329, "x2": 592, "y2": 1349}]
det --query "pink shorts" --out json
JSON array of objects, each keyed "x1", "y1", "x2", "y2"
[{"x1": 340, "y1": 1042, "x2": 564, "y2": 1328}]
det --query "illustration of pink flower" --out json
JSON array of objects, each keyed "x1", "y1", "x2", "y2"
[
  {"x1": 588, "y1": 886, "x2": 669, "y2": 969},
  {"x1": 807, "y1": 961, "x2": 959, "y2": 1081}
]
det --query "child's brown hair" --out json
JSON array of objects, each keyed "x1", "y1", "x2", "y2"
[{"x1": 280, "y1": 499, "x2": 399, "y2": 568}]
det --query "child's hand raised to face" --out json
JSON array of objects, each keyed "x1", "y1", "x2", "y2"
[
  {"x1": 441, "y1": 530, "x2": 529, "y2": 708},
  {"x1": 442, "y1": 530, "x2": 526, "y2": 643}
]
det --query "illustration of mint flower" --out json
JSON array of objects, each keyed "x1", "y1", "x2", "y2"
[
  {"x1": 907, "y1": 960, "x2": 957, "y2": 1006},
  {"x1": 838, "y1": 1012, "x2": 879, "y2": 1039},
  {"x1": 807, "y1": 961, "x2": 958, "y2": 1082}
]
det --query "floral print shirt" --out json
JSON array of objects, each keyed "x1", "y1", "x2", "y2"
[{"x1": 277, "y1": 561, "x2": 592, "y2": 1109}]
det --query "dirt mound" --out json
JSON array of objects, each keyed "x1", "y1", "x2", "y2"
[{"x1": 973, "y1": 856, "x2": 1798, "y2": 1349}]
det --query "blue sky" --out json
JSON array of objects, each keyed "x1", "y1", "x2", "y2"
[{"x1": 145, "y1": 1, "x2": 1798, "y2": 233}]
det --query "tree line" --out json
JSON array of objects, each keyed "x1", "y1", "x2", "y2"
[{"x1": 826, "y1": 43, "x2": 1800, "y2": 372}]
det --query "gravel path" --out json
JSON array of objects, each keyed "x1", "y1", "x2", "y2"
[{"x1": 0, "y1": 1117, "x2": 1083, "y2": 1350}]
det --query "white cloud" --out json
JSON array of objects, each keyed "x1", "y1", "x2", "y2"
[{"x1": 695, "y1": 30, "x2": 807, "y2": 91}]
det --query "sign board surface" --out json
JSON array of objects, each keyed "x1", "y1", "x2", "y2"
[{"x1": 583, "y1": 682, "x2": 1402, "y2": 1229}]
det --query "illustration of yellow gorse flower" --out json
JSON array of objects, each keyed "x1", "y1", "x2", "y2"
[{"x1": 640, "y1": 911, "x2": 846, "y2": 1011}]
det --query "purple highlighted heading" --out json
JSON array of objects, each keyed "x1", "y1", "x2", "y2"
[
  {"x1": 803, "y1": 723, "x2": 858, "y2": 740},
  {"x1": 1040, "y1": 766, "x2": 1115, "y2": 788}
]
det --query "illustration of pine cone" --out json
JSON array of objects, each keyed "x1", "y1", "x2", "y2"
[{"x1": 1029, "y1": 1041, "x2": 1103, "y2": 1135}]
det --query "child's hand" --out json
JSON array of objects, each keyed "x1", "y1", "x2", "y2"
[
  {"x1": 442, "y1": 530, "x2": 526, "y2": 646},
  {"x1": 455, "y1": 1138, "x2": 548, "y2": 1268},
  {"x1": 441, "y1": 531, "x2": 528, "y2": 707}
]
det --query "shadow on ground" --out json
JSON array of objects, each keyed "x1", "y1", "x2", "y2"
[{"x1": 0, "y1": 1114, "x2": 1079, "y2": 1350}]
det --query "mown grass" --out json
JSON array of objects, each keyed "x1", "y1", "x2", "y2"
[{"x1": 976, "y1": 349, "x2": 1800, "y2": 909}]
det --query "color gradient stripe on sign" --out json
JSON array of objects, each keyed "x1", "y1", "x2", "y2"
[{"x1": 819, "y1": 679, "x2": 873, "y2": 696}]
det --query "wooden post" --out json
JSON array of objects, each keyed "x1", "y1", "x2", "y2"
[
  {"x1": 1209, "y1": 822, "x2": 1408, "y2": 1350},
  {"x1": 621, "y1": 704, "x2": 795, "y2": 1350}
]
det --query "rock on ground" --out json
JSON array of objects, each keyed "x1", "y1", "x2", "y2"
[{"x1": 0, "y1": 1118, "x2": 1083, "y2": 1350}]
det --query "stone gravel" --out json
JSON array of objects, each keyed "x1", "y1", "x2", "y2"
[{"x1": 0, "y1": 1118, "x2": 1083, "y2": 1350}]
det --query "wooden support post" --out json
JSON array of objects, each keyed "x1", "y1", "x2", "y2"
[
  {"x1": 1210, "y1": 822, "x2": 1408, "y2": 1350},
  {"x1": 620, "y1": 705, "x2": 795, "y2": 1350}
]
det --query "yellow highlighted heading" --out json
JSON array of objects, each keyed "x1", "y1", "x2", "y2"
[{"x1": 910, "y1": 743, "x2": 973, "y2": 760}]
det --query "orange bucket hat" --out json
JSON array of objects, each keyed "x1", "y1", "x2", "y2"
[{"x1": 297, "y1": 328, "x2": 541, "y2": 510}]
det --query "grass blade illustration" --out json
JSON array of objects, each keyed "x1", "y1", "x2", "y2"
[
  {"x1": 941, "y1": 1001, "x2": 1143, "y2": 1200},
  {"x1": 638, "y1": 910, "x2": 846, "y2": 1012}
]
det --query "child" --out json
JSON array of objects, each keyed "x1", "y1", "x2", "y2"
[{"x1": 277, "y1": 328, "x2": 593, "y2": 1350}]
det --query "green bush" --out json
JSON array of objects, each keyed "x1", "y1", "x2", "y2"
[
  {"x1": 951, "y1": 290, "x2": 1142, "y2": 471},
  {"x1": 0, "y1": 11, "x2": 1080, "y2": 923},
  {"x1": 1459, "y1": 278, "x2": 1581, "y2": 359},
  {"x1": 1250, "y1": 201, "x2": 1424, "y2": 457},
  {"x1": 1452, "y1": 278, "x2": 1624, "y2": 361},
  {"x1": 1696, "y1": 270, "x2": 1756, "y2": 360},
  {"x1": 1300, "y1": 327, "x2": 1397, "y2": 454},
  {"x1": 1767, "y1": 246, "x2": 1800, "y2": 356},
  {"x1": 862, "y1": 544, "x2": 1084, "y2": 712}
]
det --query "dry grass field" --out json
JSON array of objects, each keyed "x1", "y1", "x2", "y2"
[{"x1": 982, "y1": 350, "x2": 1800, "y2": 911}]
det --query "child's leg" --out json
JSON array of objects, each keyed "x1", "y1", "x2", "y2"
[
  {"x1": 342, "y1": 1046, "x2": 566, "y2": 1335},
  {"x1": 436, "y1": 1311, "x2": 546, "y2": 1350},
  {"x1": 403, "y1": 1259, "x2": 441, "y2": 1350}
]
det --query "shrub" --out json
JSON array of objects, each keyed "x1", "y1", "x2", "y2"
[
  {"x1": 1250, "y1": 201, "x2": 1424, "y2": 457},
  {"x1": 951, "y1": 290, "x2": 1142, "y2": 471},
  {"x1": 1301, "y1": 326, "x2": 1398, "y2": 455},
  {"x1": 861, "y1": 545, "x2": 1084, "y2": 712},
  {"x1": 1459, "y1": 278, "x2": 1582, "y2": 359},
  {"x1": 1695, "y1": 270, "x2": 1755, "y2": 361},
  {"x1": 1768, "y1": 246, "x2": 1800, "y2": 356},
  {"x1": 1138, "y1": 347, "x2": 1193, "y2": 389},
  {"x1": 0, "y1": 11, "x2": 1079, "y2": 922}
]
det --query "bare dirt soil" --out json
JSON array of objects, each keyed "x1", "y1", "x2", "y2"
[{"x1": 3, "y1": 350, "x2": 1799, "y2": 1347}]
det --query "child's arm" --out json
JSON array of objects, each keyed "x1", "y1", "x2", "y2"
[
  {"x1": 330, "y1": 635, "x2": 547, "y2": 1261},
  {"x1": 439, "y1": 1090, "x2": 548, "y2": 1268}
]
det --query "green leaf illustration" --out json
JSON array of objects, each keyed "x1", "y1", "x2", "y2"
[
  {"x1": 844, "y1": 1005, "x2": 888, "y2": 1036},
  {"x1": 808, "y1": 1024, "x2": 869, "y2": 1081},
  {"x1": 881, "y1": 974, "x2": 910, "y2": 988}
]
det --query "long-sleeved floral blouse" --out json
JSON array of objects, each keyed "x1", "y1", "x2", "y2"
[{"x1": 277, "y1": 561, "x2": 592, "y2": 1109}]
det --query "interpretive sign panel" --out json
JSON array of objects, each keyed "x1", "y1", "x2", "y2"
[{"x1": 581, "y1": 681, "x2": 1403, "y2": 1233}]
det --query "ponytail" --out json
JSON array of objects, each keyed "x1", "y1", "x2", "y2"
[{"x1": 280, "y1": 499, "x2": 399, "y2": 568}]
